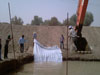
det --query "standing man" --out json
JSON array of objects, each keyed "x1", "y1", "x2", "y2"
[
  {"x1": 4, "y1": 35, "x2": 11, "y2": 59},
  {"x1": 0, "y1": 38, "x2": 2, "y2": 61},
  {"x1": 33, "y1": 32, "x2": 37, "y2": 46},
  {"x1": 33, "y1": 32, "x2": 37, "y2": 39},
  {"x1": 60, "y1": 34, "x2": 64, "y2": 49},
  {"x1": 68, "y1": 26, "x2": 79, "y2": 50},
  {"x1": 19, "y1": 35, "x2": 26, "y2": 53}
]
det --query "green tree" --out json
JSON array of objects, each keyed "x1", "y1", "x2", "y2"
[
  {"x1": 84, "y1": 12, "x2": 94, "y2": 26},
  {"x1": 69, "y1": 14, "x2": 77, "y2": 26},
  {"x1": 11, "y1": 16, "x2": 23, "y2": 25},
  {"x1": 31, "y1": 16, "x2": 43, "y2": 25},
  {"x1": 49, "y1": 17, "x2": 61, "y2": 25},
  {"x1": 63, "y1": 18, "x2": 69, "y2": 25},
  {"x1": 69, "y1": 12, "x2": 94, "y2": 26},
  {"x1": 43, "y1": 20, "x2": 50, "y2": 25}
]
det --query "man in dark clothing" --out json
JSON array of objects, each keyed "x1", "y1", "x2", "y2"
[
  {"x1": 4, "y1": 40, "x2": 9, "y2": 59},
  {"x1": 4, "y1": 35, "x2": 11, "y2": 59},
  {"x1": 60, "y1": 35, "x2": 64, "y2": 49},
  {"x1": 0, "y1": 39, "x2": 2, "y2": 61}
]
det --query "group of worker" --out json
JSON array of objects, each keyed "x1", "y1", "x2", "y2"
[
  {"x1": 0, "y1": 35, "x2": 25, "y2": 61},
  {"x1": 0, "y1": 26, "x2": 78, "y2": 61},
  {"x1": 60, "y1": 25, "x2": 79, "y2": 50},
  {"x1": 0, "y1": 32, "x2": 37, "y2": 61}
]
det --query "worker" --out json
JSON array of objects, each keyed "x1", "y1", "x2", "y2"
[
  {"x1": 68, "y1": 26, "x2": 79, "y2": 51},
  {"x1": 4, "y1": 35, "x2": 11, "y2": 59},
  {"x1": 0, "y1": 38, "x2": 2, "y2": 61},
  {"x1": 19, "y1": 35, "x2": 26, "y2": 53},
  {"x1": 33, "y1": 32, "x2": 37, "y2": 39},
  {"x1": 33, "y1": 32, "x2": 37, "y2": 47},
  {"x1": 60, "y1": 34, "x2": 64, "y2": 49}
]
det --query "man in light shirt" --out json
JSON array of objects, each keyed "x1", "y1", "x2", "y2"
[
  {"x1": 19, "y1": 35, "x2": 26, "y2": 53},
  {"x1": 68, "y1": 26, "x2": 79, "y2": 50}
]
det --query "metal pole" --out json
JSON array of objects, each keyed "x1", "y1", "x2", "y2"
[
  {"x1": 67, "y1": 13, "x2": 69, "y2": 25},
  {"x1": 66, "y1": 12, "x2": 69, "y2": 75},
  {"x1": 8, "y1": 2, "x2": 15, "y2": 58}
]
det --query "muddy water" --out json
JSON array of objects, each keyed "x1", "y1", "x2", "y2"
[{"x1": 9, "y1": 61, "x2": 100, "y2": 75}]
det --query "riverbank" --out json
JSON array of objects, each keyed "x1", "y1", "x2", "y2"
[
  {"x1": 0, "y1": 25, "x2": 100, "y2": 59},
  {"x1": 0, "y1": 25, "x2": 100, "y2": 74},
  {"x1": 0, "y1": 53, "x2": 33, "y2": 75},
  {"x1": 0, "y1": 51, "x2": 100, "y2": 75}
]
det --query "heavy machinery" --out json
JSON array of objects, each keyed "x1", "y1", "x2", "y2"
[
  {"x1": 76, "y1": 0, "x2": 88, "y2": 37},
  {"x1": 75, "y1": 0, "x2": 90, "y2": 51}
]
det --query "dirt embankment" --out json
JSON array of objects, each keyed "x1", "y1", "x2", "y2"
[
  {"x1": 0, "y1": 24, "x2": 67, "y2": 52},
  {"x1": 82, "y1": 26, "x2": 100, "y2": 58},
  {"x1": 1, "y1": 24, "x2": 100, "y2": 74},
  {"x1": 0, "y1": 24, "x2": 100, "y2": 59}
]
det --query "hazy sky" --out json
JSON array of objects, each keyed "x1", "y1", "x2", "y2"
[{"x1": 0, "y1": 0, "x2": 100, "y2": 26}]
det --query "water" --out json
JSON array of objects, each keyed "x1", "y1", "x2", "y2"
[{"x1": 9, "y1": 61, "x2": 100, "y2": 75}]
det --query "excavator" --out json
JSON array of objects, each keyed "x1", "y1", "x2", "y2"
[
  {"x1": 75, "y1": 0, "x2": 90, "y2": 51},
  {"x1": 76, "y1": 0, "x2": 88, "y2": 37}
]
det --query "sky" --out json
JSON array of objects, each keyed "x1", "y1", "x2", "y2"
[{"x1": 0, "y1": 0, "x2": 100, "y2": 26}]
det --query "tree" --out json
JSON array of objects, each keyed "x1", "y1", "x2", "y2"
[
  {"x1": 69, "y1": 14, "x2": 77, "y2": 26},
  {"x1": 69, "y1": 12, "x2": 94, "y2": 26},
  {"x1": 84, "y1": 12, "x2": 94, "y2": 26},
  {"x1": 0, "y1": 22, "x2": 9, "y2": 25},
  {"x1": 11, "y1": 16, "x2": 23, "y2": 25},
  {"x1": 63, "y1": 18, "x2": 69, "y2": 25},
  {"x1": 43, "y1": 20, "x2": 50, "y2": 25},
  {"x1": 31, "y1": 16, "x2": 43, "y2": 25},
  {"x1": 49, "y1": 17, "x2": 61, "y2": 25}
]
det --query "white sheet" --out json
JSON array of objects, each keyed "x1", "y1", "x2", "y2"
[{"x1": 33, "y1": 39, "x2": 62, "y2": 62}]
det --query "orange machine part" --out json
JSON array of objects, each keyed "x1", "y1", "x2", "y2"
[
  {"x1": 77, "y1": 0, "x2": 88, "y2": 26},
  {"x1": 76, "y1": 0, "x2": 88, "y2": 37}
]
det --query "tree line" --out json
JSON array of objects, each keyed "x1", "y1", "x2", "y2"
[{"x1": 0, "y1": 12, "x2": 94, "y2": 26}]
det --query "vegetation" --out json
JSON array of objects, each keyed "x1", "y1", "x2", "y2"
[
  {"x1": 83, "y1": 12, "x2": 94, "y2": 26},
  {"x1": 63, "y1": 18, "x2": 69, "y2": 25},
  {"x1": 11, "y1": 16, "x2": 23, "y2": 25},
  {"x1": 31, "y1": 16, "x2": 43, "y2": 25},
  {"x1": 49, "y1": 17, "x2": 61, "y2": 25},
  {"x1": 69, "y1": 12, "x2": 94, "y2": 26},
  {"x1": 31, "y1": 16, "x2": 61, "y2": 26},
  {"x1": 69, "y1": 14, "x2": 77, "y2": 25},
  {"x1": 1, "y1": 11, "x2": 93, "y2": 26},
  {"x1": 43, "y1": 20, "x2": 50, "y2": 25},
  {"x1": 0, "y1": 22, "x2": 9, "y2": 25}
]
